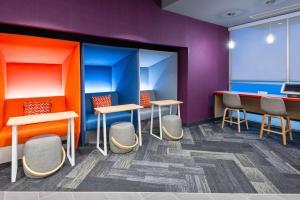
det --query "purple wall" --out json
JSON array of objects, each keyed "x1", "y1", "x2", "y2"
[{"x1": 0, "y1": 0, "x2": 229, "y2": 124}]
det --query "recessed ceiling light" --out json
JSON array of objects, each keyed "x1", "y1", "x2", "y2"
[
  {"x1": 220, "y1": 9, "x2": 243, "y2": 18},
  {"x1": 265, "y1": 0, "x2": 277, "y2": 5},
  {"x1": 263, "y1": 0, "x2": 286, "y2": 6}
]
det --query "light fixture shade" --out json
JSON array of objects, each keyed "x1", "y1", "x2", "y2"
[
  {"x1": 228, "y1": 40, "x2": 235, "y2": 49},
  {"x1": 266, "y1": 33, "x2": 275, "y2": 44}
]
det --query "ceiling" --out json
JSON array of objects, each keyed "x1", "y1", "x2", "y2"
[
  {"x1": 139, "y1": 49, "x2": 176, "y2": 68},
  {"x1": 0, "y1": 33, "x2": 77, "y2": 64},
  {"x1": 83, "y1": 44, "x2": 136, "y2": 66},
  {"x1": 162, "y1": 0, "x2": 300, "y2": 27}
]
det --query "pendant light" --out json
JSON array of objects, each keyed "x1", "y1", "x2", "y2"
[{"x1": 266, "y1": 22, "x2": 275, "y2": 44}]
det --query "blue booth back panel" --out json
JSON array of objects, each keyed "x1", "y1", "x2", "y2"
[{"x1": 85, "y1": 65, "x2": 112, "y2": 93}]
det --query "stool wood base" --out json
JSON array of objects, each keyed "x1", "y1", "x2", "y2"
[
  {"x1": 259, "y1": 114, "x2": 293, "y2": 146},
  {"x1": 221, "y1": 108, "x2": 249, "y2": 133}
]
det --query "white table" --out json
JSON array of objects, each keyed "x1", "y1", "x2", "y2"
[
  {"x1": 7, "y1": 111, "x2": 78, "y2": 183},
  {"x1": 94, "y1": 104, "x2": 143, "y2": 156},
  {"x1": 150, "y1": 100, "x2": 183, "y2": 140}
]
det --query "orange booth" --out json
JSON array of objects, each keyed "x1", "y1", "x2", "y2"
[{"x1": 0, "y1": 33, "x2": 81, "y2": 148}]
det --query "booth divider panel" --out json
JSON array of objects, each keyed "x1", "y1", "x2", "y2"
[
  {"x1": 149, "y1": 54, "x2": 178, "y2": 100},
  {"x1": 0, "y1": 51, "x2": 5, "y2": 128},
  {"x1": 113, "y1": 52, "x2": 139, "y2": 105},
  {"x1": 65, "y1": 45, "x2": 81, "y2": 147}
]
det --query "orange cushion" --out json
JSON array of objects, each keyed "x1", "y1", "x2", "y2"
[
  {"x1": 92, "y1": 95, "x2": 112, "y2": 114},
  {"x1": 140, "y1": 92, "x2": 151, "y2": 108},
  {"x1": 4, "y1": 96, "x2": 66, "y2": 124},
  {"x1": 0, "y1": 120, "x2": 68, "y2": 147},
  {"x1": 24, "y1": 100, "x2": 52, "y2": 116}
]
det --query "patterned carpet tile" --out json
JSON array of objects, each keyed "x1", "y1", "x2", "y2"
[{"x1": 1, "y1": 120, "x2": 300, "y2": 193}]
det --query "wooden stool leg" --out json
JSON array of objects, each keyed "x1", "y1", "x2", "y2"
[
  {"x1": 229, "y1": 110, "x2": 233, "y2": 125},
  {"x1": 259, "y1": 114, "x2": 266, "y2": 139},
  {"x1": 287, "y1": 116, "x2": 293, "y2": 141},
  {"x1": 243, "y1": 109, "x2": 249, "y2": 130},
  {"x1": 222, "y1": 108, "x2": 228, "y2": 129},
  {"x1": 267, "y1": 116, "x2": 272, "y2": 137},
  {"x1": 280, "y1": 116, "x2": 287, "y2": 145},
  {"x1": 237, "y1": 109, "x2": 241, "y2": 133}
]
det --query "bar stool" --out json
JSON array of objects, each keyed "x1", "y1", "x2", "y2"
[
  {"x1": 259, "y1": 96, "x2": 293, "y2": 145},
  {"x1": 221, "y1": 92, "x2": 249, "y2": 132}
]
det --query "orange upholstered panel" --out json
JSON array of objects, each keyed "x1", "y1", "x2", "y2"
[
  {"x1": 0, "y1": 51, "x2": 5, "y2": 129},
  {"x1": 4, "y1": 96, "x2": 66, "y2": 124},
  {"x1": 64, "y1": 45, "x2": 81, "y2": 147},
  {"x1": 6, "y1": 63, "x2": 63, "y2": 99},
  {"x1": 0, "y1": 120, "x2": 67, "y2": 147}
]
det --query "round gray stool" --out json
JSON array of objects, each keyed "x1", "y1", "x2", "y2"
[
  {"x1": 109, "y1": 122, "x2": 138, "y2": 154},
  {"x1": 162, "y1": 115, "x2": 183, "y2": 140},
  {"x1": 22, "y1": 135, "x2": 65, "y2": 178}
]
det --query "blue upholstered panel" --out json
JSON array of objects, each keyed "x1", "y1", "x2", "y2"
[
  {"x1": 85, "y1": 65, "x2": 112, "y2": 93},
  {"x1": 85, "y1": 92, "x2": 119, "y2": 114},
  {"x1": 85, "y1": 112, "x2": 131, "y2": 131},
  {"x1": 112, "y1": 52, "x2": 139, "y2": 105}
]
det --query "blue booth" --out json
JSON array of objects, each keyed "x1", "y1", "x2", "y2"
[
  {"x1": 138, "y1": 49, "x2": 178, "y2": 120},
  {"x1": 81, "y1": 44, "x2": 139, "y2": 144}
]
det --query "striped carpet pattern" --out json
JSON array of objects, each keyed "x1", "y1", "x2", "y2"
[{"x1": 1, "y1": 121, "x2": 300, "y2": 193}]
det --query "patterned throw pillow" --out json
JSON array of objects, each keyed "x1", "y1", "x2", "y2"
[
  {"x1": 24, "y1": 101, "x2": 52, "y2": 116},
  {"x1": 140, "y1": 92, "x2": 151, "y2": 108},
  {"x1": 92, "y1": 95, "x2": 112, "y2": 114}
]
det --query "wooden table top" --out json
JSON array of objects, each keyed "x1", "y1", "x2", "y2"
[
  {"x1": 7, "y1": 111, "x2": 78, "y2": 126},
  {"x1": 150, "y1": 100, "x2": 183, "y2": 106},
  {"x1": 214, "y1": 91, "x2": 300, "y2": 103},
  {"x1": 94, "y1": 104, "x2": 143, "y2": 114}
]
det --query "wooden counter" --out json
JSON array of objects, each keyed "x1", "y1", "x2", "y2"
[{"x1": 214, "y1": 91, "x2": 300, "y2": 120}]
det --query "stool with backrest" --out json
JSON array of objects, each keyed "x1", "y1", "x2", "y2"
[
  {"x1": 259, "y1": 96, "x2": 293, "y2": 145},
  {"x1": 221, "y1": 92, "x2": 249, "y2": 132}
]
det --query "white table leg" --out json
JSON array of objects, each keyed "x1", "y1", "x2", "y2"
[
  {"x1": 97, "y1": 113, "x2": 107, "y2": 156},
  {"x1": 131, "y1": 110, "x2": 133, "y2": 123},
  {"x1": 67, "y1": 118, "x2": 75, "y2": 166},
  {"x1": 178, "y1": 104, "x2": 181, "y2": 118},
  {"x1": 96, "y1": 113, "x2": 100, "y2": 150},
  {"x1": 158, "y1": 105, "x2": 162, "y2": 140},
  {"x1": 11, "y1": 125, "x2": 18, "y2": 183},
  {"x1": 103, "y1": 114, "x2": 107, "y2": 155},
  {"x1": 150, "y1": 104, "x2": 154, "y2": 136},
  {"x1": 67, "y1": 118, "x2": 70, "y2": 159},
  {"x1": 137, "y1": 109, "x2": 142, "y2": 146},
  {"x1": 169, "y1": 105, "x2": 172, "y2": 115}
]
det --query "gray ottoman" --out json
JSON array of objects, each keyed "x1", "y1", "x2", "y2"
[
  {"x1": 109, "y1": 122, "x2": 138, "y2": 154},
  {"x1": 162, "y1": 115, "x2": 183, "y2": 140},
  {"x1": 22, "y1": 135, "x2": 65, "y2": 178}
]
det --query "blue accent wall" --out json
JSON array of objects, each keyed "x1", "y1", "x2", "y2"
[{"x1": 231, "y1": 82, "x2": 283, "y2": 95}]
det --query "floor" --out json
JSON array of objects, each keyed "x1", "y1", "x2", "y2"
[
  {"x1": 1, "y1": 192, "x2": 300, "y2": 200},
  {"x1": 0, "y1": 120, "x2": 300, "y2": 193}
]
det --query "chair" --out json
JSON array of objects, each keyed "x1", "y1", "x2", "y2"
[
  {"x1": 221, "y1": 92, "x2": 249, "y2": 132},
  {"x1": 259, "y1": 96, "x2": 293, "y2": 145}
]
